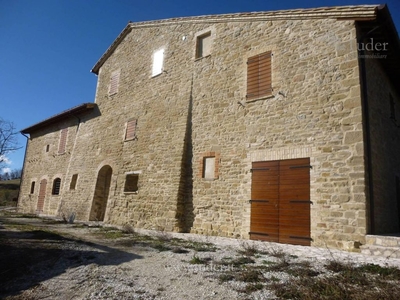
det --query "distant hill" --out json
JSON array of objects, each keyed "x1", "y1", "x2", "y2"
[{"x1": 0, "y1": 179, "x2": 21, "y2": 206}]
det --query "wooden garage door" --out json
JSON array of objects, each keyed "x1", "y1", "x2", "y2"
[{"x1": 250, "y1": 158, "x2": 311, "y2": 246}]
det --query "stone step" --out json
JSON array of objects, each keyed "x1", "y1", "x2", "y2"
[
  {"x1": 360, "y1": 244, "x2": 400, "y2": 259},
  {"x1": 365, "y1": 234, "x2": 400, "y2": 247},
  {"x1": 360, "y1": 235, "x2": 400, "y2": 258}
]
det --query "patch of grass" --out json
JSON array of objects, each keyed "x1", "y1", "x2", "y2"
[
  {"x1": 102, "y1": 230, "x2": 124, "y2": 239},
  {"x1": 186, "y1": 241, "x2": 217, "y2": 252},
  {"x1": 236, "y1": 268, "x2": 263, "y2": 283},
  {"x1": 152, "y1": 242, "x2": 171, "y2": 252},
  {"x1": 218, "y1": 273, "x2": 235, "y2": 282},
  {"x1": 189, "y1": 254, "x2": 209, "y2": 265},
  {"x1": 356, "y1": 263, "x2": 400, "y2": 279},
  {"x1": 231, "y1": 256, "x2": 255, "y2": 267}
]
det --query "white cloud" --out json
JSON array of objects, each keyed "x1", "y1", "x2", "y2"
[
  {"x1": 2, "y1": 167, "x2": 11, "y2": 174},
  {"x1": 0, "y1": 155, "x2": 12, "y2": 165},
  {"x1": 0, "y1": 155, "x2": 12, "y2": 174}
]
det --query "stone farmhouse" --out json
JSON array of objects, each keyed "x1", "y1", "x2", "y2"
[{"x1": 18, "y1": 5, "x2": 400, "y2": 252}]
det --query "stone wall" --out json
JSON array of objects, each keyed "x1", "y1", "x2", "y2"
[{"x1": 18, "y1": 15, "x2": 380, "y2": 251}]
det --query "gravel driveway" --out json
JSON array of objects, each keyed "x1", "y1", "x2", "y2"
[{"x1": 1, "y1": 211, "x2": 400, "y2": 299}]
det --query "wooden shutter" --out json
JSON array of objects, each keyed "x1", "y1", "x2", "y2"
[
  {"x1": 109, "y1": 70, "x2": 120, "y2": 95},
  {"x1": 37, "y1": 179, "x2": 47, "y2": 212},
  {"x1": 125, "y1": 119, "x2": 137, "y2": 140},
  {"x1": 246, "y1": 51, "x2": 272, "y2": 100},
  {"x1": 58, "y1": 128, "x2": 68, "y2": 154}
]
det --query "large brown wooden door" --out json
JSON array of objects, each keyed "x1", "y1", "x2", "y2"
[{"x1": 250, "y1": 158, "x2": 311, "y2": 246}]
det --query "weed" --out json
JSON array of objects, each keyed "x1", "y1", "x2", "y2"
[
  {"x1": 238, "y1": 241, "x2": 259, "y2": 257},
  {"x1": 152, "y1": 242, "x2": 171, "y2": 252},
  {"x1": 231, "y1": 256, "x2": 255, "y2": 267},
  {"x1": 218, "y1": 273, "x2": 235, "y2": 282},
  {"x1": 189, "y1": 254, "x2": 209, "y2": 265}
]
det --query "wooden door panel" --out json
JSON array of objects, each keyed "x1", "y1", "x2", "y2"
[{"x1": 250, "y1": 158, "x2": 310, "y2": 246}]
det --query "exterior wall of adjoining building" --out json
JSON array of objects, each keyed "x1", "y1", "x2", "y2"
[{"x1": 364, "y1": 54, "x2": 400, "y2": 234}]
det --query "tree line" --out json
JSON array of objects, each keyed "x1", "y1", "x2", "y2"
[{"x1": 0, "y1": 169, "x2": 22, "y2": 181}]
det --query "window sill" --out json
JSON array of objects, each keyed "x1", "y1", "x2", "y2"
[
  {"x1": 124, "y1": 191, "x2": 138, "y2": 195},
  {"x1": 202, "y1": 177, "x2": 218, "y2": 181},
  {"x1": 195, "y1": 54, "x2": 211, "y2": 62},
  {"x1": 245, "y1": 93, "x2": 275, "y2": 103}
]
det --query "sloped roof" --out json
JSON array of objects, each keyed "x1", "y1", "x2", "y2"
[
  {"x1": 21, "y1": 103, "x2": 97, "y2": 134},
  {"x1": 90, "y1": 5, "x2": 383, "y2": 74}
]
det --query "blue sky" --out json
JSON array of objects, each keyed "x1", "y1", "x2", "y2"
[{"x1": 0, "y1": 0, "x2": 399, "y2": 174}]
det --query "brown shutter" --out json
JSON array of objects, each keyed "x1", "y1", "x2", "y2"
[
  {"x1": 125, "y1": 119, "x2": 137, "y2": 140},
  {"x1": 58, "y1": 128, "x2": 68, "y2": 154},
  {"x1": 109, "y1": 70, "x2": 120, "y2": 95},
  {"x1": 246, "y1": 51, "x2": 272, "y2": 100}
]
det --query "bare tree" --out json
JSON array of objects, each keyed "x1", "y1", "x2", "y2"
[{"x1": 0, "y1": 118, "x2": 22, "y2": 168}]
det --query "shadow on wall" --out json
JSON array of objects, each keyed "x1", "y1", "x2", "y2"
[
  {"x1": 0, "y1": 224, "x2": 142, "y2": 298},
  {"x1": 175, "y1": 76, "x2": 194, "y2": 232}
]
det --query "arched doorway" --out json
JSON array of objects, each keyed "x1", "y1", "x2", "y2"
[{"x1": 89, "y1": 165, "x2": 112, "y2": 221}]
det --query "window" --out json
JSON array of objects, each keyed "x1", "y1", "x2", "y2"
[
  {"x1": 196, "y1": 32, "x2": 212, "y2": 59},
  {"x1": 30, "y1": 181, "x2": 35, "y2": 194},
  {"x1": 58, "y1": 128, "x2": 68, "y2": 154},
  {"x1": 203, "y1": 157, "x2": 215, "y2": 179},
  {"x1": 109, "y1": 70, "x2": 120, "y2": 95},
  {"x1": 125, "y1": 119, "x2": 137, "y2": 141},
  {"x1": 152, "y1": 49, "x2": 164, "y2": 77},
  {"x1": 199, "y1": 152, "x2": 220, "y2": 180},
  {"x1": 52, "y1": 178, "x2": 61, "y2": 195},
  {"x1": 246, "y1": 51, "x2": 272, "y2": 100},
  {"x1": 124, "y1": 173, "x2": 139, "y2": 193},
  {"x1": 46, "y1": 145, "x2": 50, "y2": 152},
  {"x1": 70, "y1": 174, "x2": 78, "y2": 190}
]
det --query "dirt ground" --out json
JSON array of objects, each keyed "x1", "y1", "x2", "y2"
[{"x1": 1, "y1": 209, "x2": 400, "y2": 300}]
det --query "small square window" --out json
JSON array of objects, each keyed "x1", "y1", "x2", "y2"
[
  {"x1": 196, "y1": 32, "x2": 212, "y2": 59},
  {"x1": 124, "y1": 173, "x2": 139, "y2": 193},
  {"x1": 70, "y1": 174, "x2": 78, "y2": 190}
]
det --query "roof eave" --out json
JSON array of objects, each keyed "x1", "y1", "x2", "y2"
[
  {"x1": 89, "y1": 5, "x2": 380, "y2": 75},
  {"x1": 21, "y1": 103, "x2": 97, "y2": 134}
]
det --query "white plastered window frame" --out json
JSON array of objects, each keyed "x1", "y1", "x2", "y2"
[
  {"x1": 152, "y1": 48, "x2": 165, "y2": 77},
  {"x1": 194, "y1": 26, "x2": 216, "y2": 60}
]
